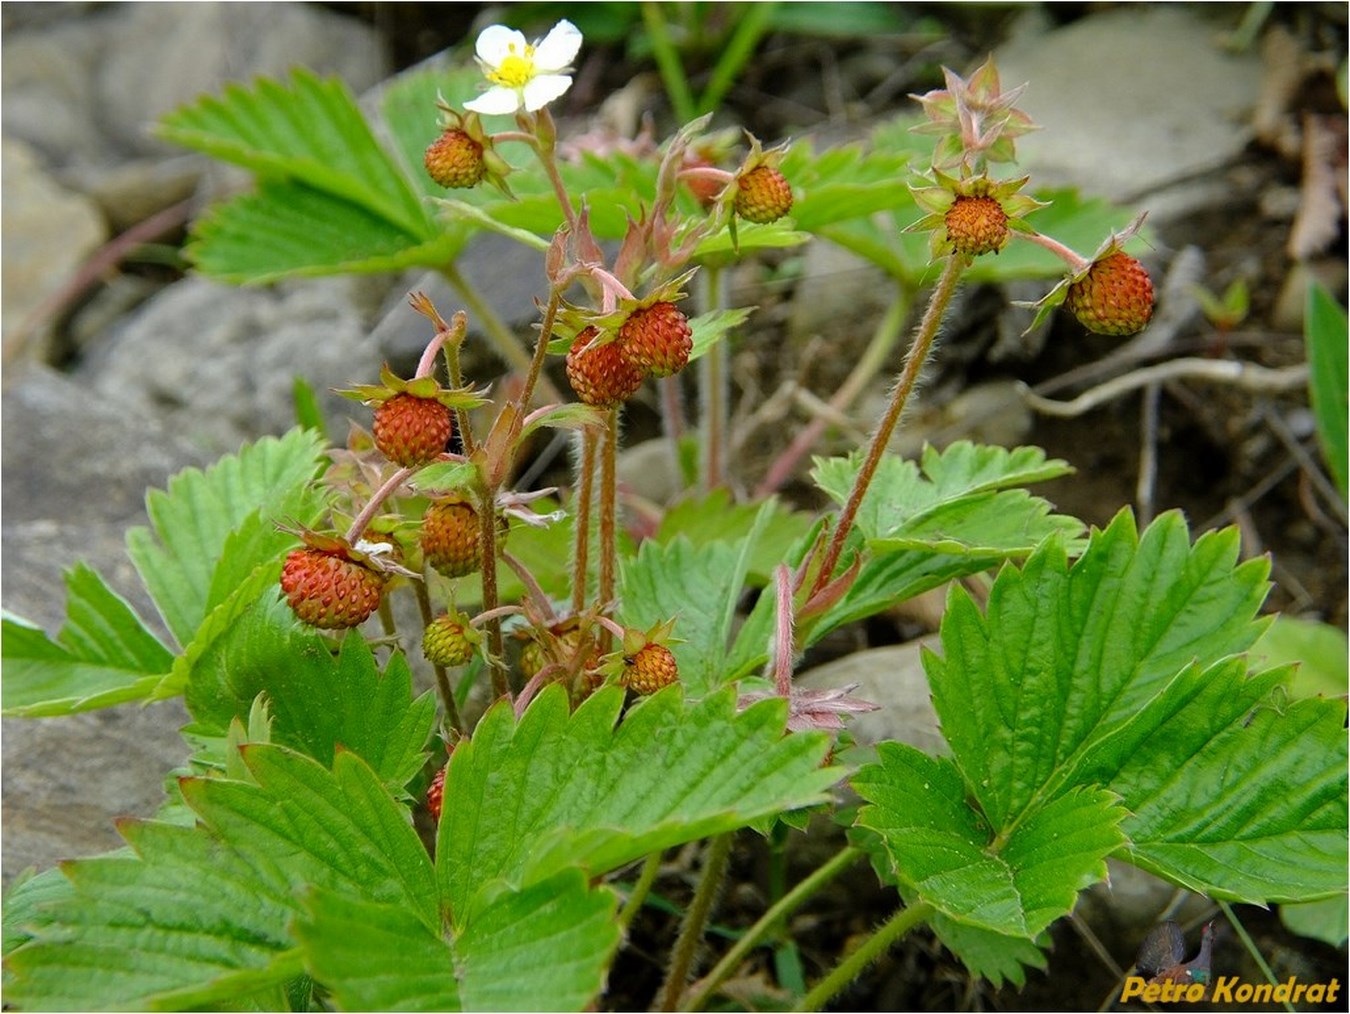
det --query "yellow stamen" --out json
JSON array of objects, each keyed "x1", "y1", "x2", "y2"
[{"x1": 489, "y1": 44, "x2": 536, "y2": 88}]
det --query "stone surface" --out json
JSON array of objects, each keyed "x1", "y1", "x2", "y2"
[
  {"x1": 75, "y1": 275, "x2": 388, "y2": 455},
  {"x1": 997, "y1": 6, "x2": 1263, "y2": 208},
  {"x1": 2, "y1": 137, "x2": 108, "y2": 361},
  {"x1": 3, "y1": 3, "x2": 388, "y2": 167},
  {"x1": 2, "y1": 365, "x2": 205, "y2": 885}
]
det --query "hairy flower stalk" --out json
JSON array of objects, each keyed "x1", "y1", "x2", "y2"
[{"x1": 811, "y1": 254, "x2": 966, "y2": 596}]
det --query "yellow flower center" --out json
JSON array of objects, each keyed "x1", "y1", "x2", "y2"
[{"x1": 489, "y1": 44, "x2": 536, "y2": 88}]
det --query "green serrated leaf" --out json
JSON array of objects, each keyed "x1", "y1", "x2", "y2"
[
  {"x1": 655, "y1": 489, "x2": 814, "y2": 584},
  {"x1": 296, "y1": 889, "x2": 462, "y2": 1012},
  {"x1": 458, "y1": 870, "x2": 619, "y2": 1011},
  {"x1": 184, "y1": 747, "x2": 438, "y2": 927},
  {"x1": 619, "y1": 502, "x2": 774, "y2": 694},
  {"x1": 811, "y1": 441, "x2": 1076, "y2": 545},
  {"x1": 7, "y1": 745, "x2": 437, "y2": 1010},
  {"x1": 2, "y1": 866, "x2": 76, "y2": 958},
  {"x1": 915, "y1": 507, "x2": 1345, "y2": 911},
  {"x1": 930, "y1": 510, "x2": 1270, "y2": 830},
  {"x1": 2, "y1": 564, "x2": 173, "y2": 716},
  {"x1": 779, "y1": 135, "x2": 915, "y2": 232},
  {"x1": 297, "y1": 867, "x2": 619, "y2": 1013},
  {"x1": 126, "y1": 428, "x2": 328, "y2": 649},
  {"x1": 157, "y1": 68, "x2": 430, "y2": 239},
  {"x1": 929, "y1": 914, "x2": 1049, "y2": 989},
  {"x1": 1119, "y1": 688, "x2": 1348, "y2": 903},
  {"x1": 187, "y1": 179, "x2": 464, "y2": 283},
  {"x1": 854, "y1": 742, "x2": 1126, "y2": 937},
  {"x1": 437, "y1": 686, "x2": 841, "y2": 927},
  {"x1": 180, "y1": 592, "x2": 434, "y2": 790},
  {"x1": 4, "y1": 821, "x2": 298, "y2": 1011},
  {"x1": 409, "y1": 459, "x2": 479, "y2": 492},
  {"x1": 1306, "y1": 282, "x2": 1348, "y2": 497},
  {"x1": 688, "y1": 306, "x2": 755, "y2": 365}
]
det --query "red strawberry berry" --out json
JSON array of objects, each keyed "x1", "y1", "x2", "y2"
[
  {"x1": 427, "y1": 766, "x2": 446, "y2": 823},
  {"x1": 621, "y1": 642, "x2": 679, "y2": 694},
  {"x1": 734, "y1": 165, "x2": 793, "y2": 224},
  {"x1": 944, "y1": 195, "x2": 1009, "y2": 256},
  {"x1": 1066, "y1": 252, "x2": 1155, "y2": 336},
  {"x1": 373, "y1": 393, "x2": 452, "y2": 467},
  {"x1": 617, "y1": 302, "x2": 692, "y2": 379},
  {"x1": 280, "y1": 546, "x2": 386, "y2": 629},
  {"x1": 423, "y1": 612, "x2": 476, "y2": 667},
  {"x1": 566, "y1": 326, "x2": 645, "y2": 407},
  {"x1": 420, "y1": 498, "x2": 485, "y2": 579},
  {"x1": 425, "y1": 129, "x2": 486, "y2": 189}
]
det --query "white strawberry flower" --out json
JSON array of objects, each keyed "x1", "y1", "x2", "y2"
[{"x1": 464, "y1": 19, "x2": 582, "y2": 115}]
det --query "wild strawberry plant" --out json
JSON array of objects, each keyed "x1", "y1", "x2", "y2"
[{"x1": 3, "y1": 21, "x2": 1345, "y2": 1012}]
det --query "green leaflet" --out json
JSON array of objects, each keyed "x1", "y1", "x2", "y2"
[
  {"x1": 181, "y1": 594, "x2": 435, "y2": 791},
  {"x1": 126, "y1": 427, "x2": 329, "y2": 649},
  {"x1": 2, "y1": 565, "x2": 172, "y2": 716},
  {"x1": 437, "y1": 686, "x2": 841, "y2": 927},
  {"x1": 1305, "y1": 282, "x2": 1348, "y2": 496},
  {"x1": 725, "y1": 442, "x2": 1079, "y2": 679},
  {"x1": 855, "y1": 743, "x2": 1126, "y2": 939},
  {"x1": 297, "y1": 869, "x2": 618, "y2": 1012},
  {"x1": 157, "y1": 68, "x2": 431, "y2": 239},
  {"x1": 618, "y1": 500, "x2": 774, "y2": 694}
]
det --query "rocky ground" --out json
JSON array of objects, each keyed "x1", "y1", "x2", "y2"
[{"x1": 3, "y1": 2, "x2": 1346, "y2": 1010}]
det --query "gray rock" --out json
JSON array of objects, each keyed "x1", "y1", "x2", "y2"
[
  {"x1": 4, "y1": 2, "x2": 388, "y2": 167},
  {"x1": 76, "y1": 274, "x2": 387, "y2": 455},
  {"x1": 997, "y1": 7, "x2": 1262, "y2": 210},
  {"x1": 2, "y1": 365, "x2": 205, "y2": 885},
  {"x1": 2, "y1": 137, "x2": 108, "y2": 362},
  {"x1": 1, "y1": 14, "x2": 105, "y2": 165}
]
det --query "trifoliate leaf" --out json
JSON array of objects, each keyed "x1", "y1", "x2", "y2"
[
  {"x1": 125, "y1": 427, "x2": 328, "y2": 649},
  {"x1": 437, "y1": 686, "x2": 842, "y2": 926},
  {"x1": 1, "y1": 564, "x2": 172, "y2": 716},
  {"x1": 894, "y1": 507, "x2": 1346, "y2": 923},
  {"x1": 726, "y1": 443, "x2": 1080, "y2": 680}
]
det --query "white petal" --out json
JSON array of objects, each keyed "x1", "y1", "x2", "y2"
[
  {"x1": 475, "y1": 24, "x2": 526, "y2": 66},
  {"x1": 521, "y1": 75, "x2": 572, "y2": 111},
  {"x1": 533, "y1": 19, "x2": 582, "y2": 71},
  {"x1": 465, "y1": 86, "x2": 522, "y2": 115}
]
